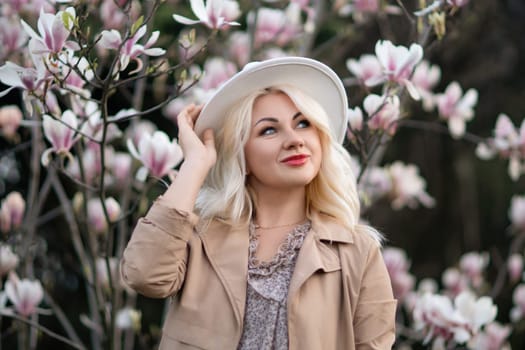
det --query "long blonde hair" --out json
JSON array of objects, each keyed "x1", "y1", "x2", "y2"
[{"x1": 194, "y1": 85, "x2": 382, "y2": 243}]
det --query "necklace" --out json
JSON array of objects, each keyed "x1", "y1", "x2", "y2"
[{"x1": 253, "y1": 218, "x2": 307, "y2": 230}]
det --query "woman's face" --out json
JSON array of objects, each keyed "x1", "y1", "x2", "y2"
[{"x1": 244, "y1": 92, "x2": 322, "y2": 192}]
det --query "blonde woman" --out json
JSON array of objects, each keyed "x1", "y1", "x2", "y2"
[{"x1": 121, "y1": 57, "x2": 396, "y2": 349}]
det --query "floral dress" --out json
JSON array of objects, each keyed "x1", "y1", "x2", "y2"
[{"x1": 237, "y1": 221, "x2": 311, "y2": 350}]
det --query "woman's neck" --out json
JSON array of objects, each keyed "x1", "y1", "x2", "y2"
[{"x1": 251, "y1": 187, "x2": 307, "y2": 228}]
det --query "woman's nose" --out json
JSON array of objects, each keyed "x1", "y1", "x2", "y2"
[{"x1": 282, "y1": 129, "x2": 304, "y2": 149}]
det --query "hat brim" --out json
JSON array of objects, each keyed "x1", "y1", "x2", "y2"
[{"x1": 195, "y1": 56, "x2": 348, "y2": 143}]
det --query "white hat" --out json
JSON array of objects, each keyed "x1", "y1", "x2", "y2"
[{"x1": 194, "y1": 56, "x2": 349, "y2": 143}]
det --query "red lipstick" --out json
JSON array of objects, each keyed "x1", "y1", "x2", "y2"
[{"x1": 281, "y1": 154, "x2": 309, "y2": 166}]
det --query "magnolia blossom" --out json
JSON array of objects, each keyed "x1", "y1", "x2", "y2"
[
  {"x1": 0, "y1": 18, "x2": 28, "y2": 61},
  {"x1": 387, "y1": 161, "x2": 435, "y2": 209},
  {"x1": 0, "y1": 191, "x2": 25, "y2": 233},
  {"x1": 0, "y1": 245, "x2": 19, "y2": 276},
  {"x1": 459, "y1": 252, "x2": 489, "y2": 289},
  {"x1": 250, "y1": 8, "x2": 287, "y2": 47},
  {"x1": 173, "y1": 0, "x2": 241, "y2": 30},
  {"x1": 363, "y1": 94, "x2": 401, "y2": 135},
  {"x1": 346, "y1": 107, "x2": 363, "y2": 140},
  {"x1": 0, "y1": 105, "x2": 22, "y2": 141},
  {"x1": 507, "y1": 253, "x2": 524, "y2": 282},
  {"x1": 21, "y1": 7, "x2": 79, "y2": 55},
  {"x1": 510, "y1": 283, "x2": 525, "y2": 322},
  {"x1": 476, "y1": 114, "x2": 525, "y2": 180},
  {"x1": 413, "y1": 291, "x2": 497, "y2": 346},
  {"x1": 227, "y1": 31, "x2": 250, "y2": 66},
  {"x1": 116, "y1": 307, "x2": 142, "y2": 331},
  {"x1": 87, "y1": 197, "x2": 121, "y2": 234},
  {"x1": 95, "y1": 257, "x2": 118, "y2": 292},
  {"x1": 383, "y1": 247, "x2": 415, "y2": 302},
  {"x1": 448, "y1": 0, "x2": 470, "y2": 8},
  {"x1": 198, "y1": 57, "x2": 237, "y2": 91},
  {"x1": 442, "y1": 267, "x2": 469, "y2": 297},
  {"x1": 411, "y1": 60, "x2": 441, "y2": 110},
  {"x1": 110, "y1": 152, "x2": 133, "y2": 184},
  {"x1": 346, "y1": 54, "x2": 383, "y2": 87},
  {"x1": 375, "y1": 40, "x2": 424, "y2": 99},
  {"x1": 127, "y1": 130, "x2": 184, "y2": 181},
  {"x1": 468, "y1": 322, "x2": 511, "y2": 350},
  {"x1": 358, "y1": 166, "x2": 392, "y2": 203},
  {"x1": 436, "y1": 82, "x2": 478, "y2": 139},
  {"x1": 100, "y1": 0, "x2": 141, "y2": 30},
  {"x1": 98, "y1": 25, "x2": 165, "y2": 73},
  {"x1": 509, "y1": 195, "x2": 525, "y2": 229},
  {"x1": 41, "y1": 110, "x2": 79, "y2": 166},
  {"x1": 5, "y1": 274, "x2": 44, "y2": 317},
  {"x1": 125, "y1": 120, "x2": 158, "y2": 147},
  {"x1": 0, "y1": 61, "x2": 47, "y2": 98}
]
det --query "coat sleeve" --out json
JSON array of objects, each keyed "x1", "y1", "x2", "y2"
[
  {"x1": 354, "y1": 241, "x2": 397, "y2": 349},
  {"x1": 120, "y1": 198, "x2": 199, "y2": 298}
]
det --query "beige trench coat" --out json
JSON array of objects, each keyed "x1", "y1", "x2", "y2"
[{"x1": 121, "y1": 199, "x2": 397, "y2": 349}]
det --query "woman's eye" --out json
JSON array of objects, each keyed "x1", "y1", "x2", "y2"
[
  {"x1": 260, "y1": 127, "x2": 276, "y2": 136},
  {"x1": 297, "y1": 119, "x2": 311, "y2": 128}
]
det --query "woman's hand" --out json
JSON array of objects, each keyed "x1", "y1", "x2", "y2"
[{"x1": 177, "y1": 104, "x2": 217, "y2": 174}]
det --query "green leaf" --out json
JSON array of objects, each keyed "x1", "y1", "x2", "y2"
[{"x1": 130, "y1": 16, "x2": 144, "y2": 36}]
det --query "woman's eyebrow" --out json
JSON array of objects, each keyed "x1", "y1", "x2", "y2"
[
  {"x1": 292, "y1": 112, "x2": 302, "y2": 120},
  {"x1": 254, "y1": 112, "x2": 302, "y2": 126},
  {"x1": 254, "y1": 117, "x2": 278, "y2": 126}
]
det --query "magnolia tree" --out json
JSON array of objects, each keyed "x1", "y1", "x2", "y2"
[{"x1": 0, "y1": 0, "x2": 523, "y2": 349}]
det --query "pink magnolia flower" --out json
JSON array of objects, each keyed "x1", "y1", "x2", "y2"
[
  {"x1": 374, "y1": 40, "x2": 424, "y2": 99},
  {"x1": 459, "y1": 252, "x2": 489, "y2": 289},
  {"x1": 227, "y1": 31, "x2": 250, "y2": 66},
  {"x1": 507, "y1": 253, "x2": 523, "y2": 283},
  {"x1": 0, "y1": 105, "x2": 22, "y2": 141},
  {"x1": 127, "y1": 131, "x2": 184, "y2": 181},
  {"x1": 98, "y1": 25, "x2": 166, "y2": 73},
  {"x1": 21, "y1": 7, "x2": 80, "y2": 55},
  {"x1": 346, "y1": 54, "x2": 383, "y2": 87},
  {"x1": 510, "y1": 284, "x2": 525, "y2": 322},
  {"x1": 413, "y1": 291, "x2": 497, "y2": 347},
  {"x1": 0, "y1": 245, "x2": 19, "y2": 276},
  {"x1": 476, "y1": 114, "x2": 525, "y2": 180},
  {"x1": 448, "y1": 0, "x2": 470, "y2": 8},
  {"x1": 346, "y1": 107, "x2": 363, "y2": 140},
  {"x1": 41, "y1": 110, "x2": 79, "y2": 166},
  {"x1": 125, "y1": 120, "x2": 157, "y2": 147},
  {"x1": 442, "y1": 267, "x2": 469, "y2": 297},
  {"x1": 359, "y1": 166, "x2": 392, "y2": 201},
  {"x1": 0, "y1": 18, "x2": 28, "y2": 62},
  {"x1": 199, "y1": 57, "x2": 237, "y2": 91},
  {"x1": 5, "y1": 273, "x2": 44, "y2": 317},
  {"x1": 100, "y1": 0, "x2": 141, "y2": 30},
  {"x1": 436, "y1": 81, "x2": 478, "y2": 139},
  {"x1": 87, "y1": 197, "x2": 121, "y2": 234},
  {"x1": 363, "y1": 94, "x2": 400, "y2": 135},
  {"x1": 110, "y1": 152, "x2": 133, "y2": 184},
  {"x1": 411, "y1": 60, "x2": 441, "y2": 111},
  {"x1": 95, "y1": 257, "x2": 118, "y2": 292},
  {"x1": 251, "y1": 8, "x2": 287, "y2": 47},
  {"x1": 468, "y1": 322, "x2": 511, "y2": 350},
  {"x1": 383, "y1": 247, "x2": 415, "y2": 302},
  {"x1": 173, "y1": 0, "x2": 241, "y2": 30},
  {"x1": 509, "y1": 195, "x2": 525, "y2": 229},
  {"x1": 0, "y1": 61, "x2": 47, "y2": 98},
  {"x1": 387, "y1": 161, "x2": 435, "y2": 209},
  {"x1": 0, "y1": 191, "x2": 25, "y2": 233}
]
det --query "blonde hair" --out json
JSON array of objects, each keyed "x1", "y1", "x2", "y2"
[{"x1": 194, "y1": 85, "x2": 382, "y2": 243}]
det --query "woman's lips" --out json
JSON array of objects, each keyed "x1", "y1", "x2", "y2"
[{"x1": 281, "y1": 154, "x2": 309, "y2": 166}]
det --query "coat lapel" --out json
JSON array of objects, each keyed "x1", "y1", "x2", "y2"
[
  {"x1": 288, "y1": 213, "x2": 353, "y2": 300},
  {"x1": 199, "y1": 220, "x2": 249, "y2": 326}
]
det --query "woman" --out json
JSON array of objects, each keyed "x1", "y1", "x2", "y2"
[{"x1": 121, "y1": 57, "x2": 397, "y2": 349}]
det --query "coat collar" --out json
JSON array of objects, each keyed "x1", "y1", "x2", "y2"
[{"x1": 198, "y1": 212, "x2": 353, "y2": 327}]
